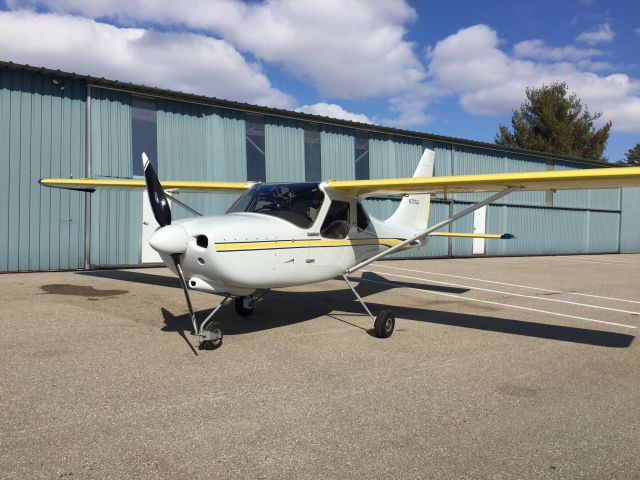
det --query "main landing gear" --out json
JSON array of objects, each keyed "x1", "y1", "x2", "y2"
[{"x1": 342, "y1": 275, "x2": 395, "y2": 339}]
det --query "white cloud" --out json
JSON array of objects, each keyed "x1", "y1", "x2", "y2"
[
  {"x1": 296, "y1": 103, "x2": 371, "y2": 123},
  {"x1": 427, "y1": 24, "x2": 640, "y2": 132},
  {"x1": 513, "y1": 39, "x2": 602, "y2": 62},
  {"x1": 6, "y1": 0, "x2": 432, "y2": 126},
  {"x1": 0, "y1": 10, "x2": 295, "y2": 108},
  {"x1": 577, "y1": 23, "x2": 614, "y2": 45},
  {"x1": 10, "y1": 0, "x2": 426, "y2": 99}
]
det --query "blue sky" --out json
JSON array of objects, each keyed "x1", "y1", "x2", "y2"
[{"x1": 0, "y1": 0, "x2": 638, "y2": 161}]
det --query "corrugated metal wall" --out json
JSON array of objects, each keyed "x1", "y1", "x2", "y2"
[
  {"x1": 89, "y1": 88, "x2": 141, "y2": 266},
  {"x1": 2, "y1": 65, "x2": 639, "y2": 272},
  {"x1": 157, "y1": 99, "x2": 246, "y2": 219},
  {"x1": 0, "y1": 68, "x2": 86, "y2": 271},
  {"x1": 265, "y1": 117, "x2": 305, "y2": 182},
  {"x1": 620, "y1": 188, "x2": 640, "y2": 253},
  {"x1": 321, "y1": 125, "x2": 355, "y2": 180}
]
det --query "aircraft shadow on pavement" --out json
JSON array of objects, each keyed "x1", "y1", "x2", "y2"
[
  {"x1": 78, "y1": 269, "x2": 635, "y2": 349},
  {"x1": 152, "y1": 271, "x2": 634, "y2": 350}
]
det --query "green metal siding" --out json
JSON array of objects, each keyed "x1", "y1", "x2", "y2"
[
  {"x1": 486, "y1": 205, "x2": 618, "y2": 256},
  {"x1": 321, "y1": 125, "x2": 354, "y2": 180},
  {"x1": 265, "y1": 117, "x2": 305, "y2": 182},
  {"x1": 553, "y1": 160, "x2": 620, "y2": 210},
  {"x1": 1, "y1": 65, "x2": 638, "y2": 273},
  {"x1": 0, "y1": 69, "x2": 85, "y2": 272},
  {"x1": 369, "y1": 133, "x2": 423, "y2": 179},
  {"x1": 620, "y1": 187, "x2": 640, "y2": 253},
  {"x1": 89, "y1": 88, "x2": 140, "y2": 266},
  {"x1": 453, "y1": 146, "x2": 546, "y2": 206},
  {"x1": 157, "y1": 99, "x2": 246, "y2": 219}
]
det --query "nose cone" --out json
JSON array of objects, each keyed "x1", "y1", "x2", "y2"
[{"x1": 149, "y1": 224, "x2": 189, "y2": 254}]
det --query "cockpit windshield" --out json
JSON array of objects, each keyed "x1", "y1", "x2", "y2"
[{"x1": 227, "y1": 183, "x2": 325, "y2": 229}]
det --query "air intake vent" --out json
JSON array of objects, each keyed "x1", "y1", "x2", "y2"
[{"x1": 196, "y1": 235, "x2": 208, "y2": 248}]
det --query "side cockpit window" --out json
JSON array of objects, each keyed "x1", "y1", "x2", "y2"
[{"x1": 321, "y1": 201, "x2": 350, "y2": 239}]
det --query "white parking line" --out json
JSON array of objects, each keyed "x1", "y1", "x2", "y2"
[
  {"x1": 374, "y1": 264, "x2": 559, "y2": 293},
  {"x1": 548, "y1": 256, "x2": 640, "y2": 267},
  {"x1": 375, "y1": 264, "x2": 640, "y2": 305},
  {"x1": 365, "y1": 269, "x2": 640, "y2": 316},
  {"x1": 581, "y1": 255, "x2": 640, "y2": 266},
  {"x1": 356, "y1": 276, "x2": 636, "y2": 330}
]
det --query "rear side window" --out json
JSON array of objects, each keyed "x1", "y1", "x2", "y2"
[
  {"x1": 357, "y1": 202, "x2": 371, "y2": 230},
  {"x1": 321, "y1": 201, "x2": 350, "y2": 239}
]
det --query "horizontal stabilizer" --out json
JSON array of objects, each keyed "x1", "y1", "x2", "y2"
[{"x1": 429, "y1": 232, "x2": 516, "y2": 240}]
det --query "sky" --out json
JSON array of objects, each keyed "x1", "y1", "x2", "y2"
[{"x1": 0, "y1": 0, "x2": 638, "y2": 162}]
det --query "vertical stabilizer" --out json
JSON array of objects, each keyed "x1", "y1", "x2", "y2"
[{"x1": 383, "y1": 148, "x2": 435, "y2": 232}]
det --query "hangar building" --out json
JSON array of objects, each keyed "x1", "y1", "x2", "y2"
[{"x1": 1, "y1": 61, "x2": 638, "y2": 272}]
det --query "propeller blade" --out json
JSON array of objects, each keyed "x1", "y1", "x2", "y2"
[{"x1": 142, "y1": 152, "x2": 172, "y2": 227}]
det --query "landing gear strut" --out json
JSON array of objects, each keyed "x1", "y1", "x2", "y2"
[
  {"x1": 342, "y1": 275, "x2": 395, "y2": 339},
  {"x1": 196, "y1": 295, "x2": 233, "y2": 350}
]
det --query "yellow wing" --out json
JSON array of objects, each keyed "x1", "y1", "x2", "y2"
[
  {"x1": 326, "y1": 167, "x2": 640, "y2": 196},
  {"x1": 39, "y1": 178, "x2": 254, "y2": 193}
]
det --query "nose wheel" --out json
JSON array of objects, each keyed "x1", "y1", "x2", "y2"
[{"x1": 199, "y1": 321, "x2": 223, "y2": 350}]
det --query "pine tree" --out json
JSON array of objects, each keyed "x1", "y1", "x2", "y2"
[
  {"x1": 495, "y1": 82, "x2": 611, "y2": 161},
  {"x1": 621, "y1": 143, "x2": 640, "y2": 166}
]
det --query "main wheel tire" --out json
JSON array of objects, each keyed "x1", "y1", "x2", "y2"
[
  {"x1": 200, "y1": 321, "x2": 223, "y2": 350},
  {"x1": 234, "y1": 296, "x2": 255, "y2": 317},
  {"x1": 374, "y1": 309, "x2": 395, "y2": 339}
]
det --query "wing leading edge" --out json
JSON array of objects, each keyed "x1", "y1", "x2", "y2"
[
  {"x1": 39, "y1": 178, "x2": 254, "y2": 193},
  {"x1": 325, "y1": 167, "x2": 640, "y2": 197}
]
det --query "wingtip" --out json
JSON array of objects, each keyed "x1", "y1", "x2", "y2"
[
  {"x1": 501, "y1": 233, "x2": 516, "y2": 239},
  {"x1": 142, "y1": 152, "x2": 149, "y2": 170}
]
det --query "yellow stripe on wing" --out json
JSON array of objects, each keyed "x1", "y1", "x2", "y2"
[
  {"x1": 39, "y1": 178, "x2": 254, "y2": 193},
  {"x1": 326, "y1": 166, "x2": 640, "y2": 196}
]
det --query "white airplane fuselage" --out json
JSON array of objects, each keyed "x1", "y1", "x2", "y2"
[{"x1": 154, "y1": 192, "x2": 419, "y2": 296}]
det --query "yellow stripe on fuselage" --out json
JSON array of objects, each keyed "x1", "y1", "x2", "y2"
[{"x1": 215, "y1": 238, "x2": 403, "y2": 252}]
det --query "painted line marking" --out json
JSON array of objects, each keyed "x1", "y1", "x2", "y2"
[
  {"x1": 374, "y1": 264, "x2": 640, "y2": 305},
  {"x1": 375, "y1": 264, "x2": 559, "y2": 293},
  {"x1": 369, "y1": 268, "x2": 640, "y2": 316},
  {"x1": 544, "y1": 256, "x2": 640, "y2": 267},
  {"x1": 577, "y1": 255, "x2": 640, "y2": 266},
  {"x1": 357, "y1": 275, "x2": 636, "y2": 330}
]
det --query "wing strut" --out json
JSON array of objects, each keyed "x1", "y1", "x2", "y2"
[{"x1": 347, "y1": 186, "x2": 520, "y2": 274}]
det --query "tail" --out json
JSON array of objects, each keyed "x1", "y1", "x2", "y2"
[{"x1": 384, "y1": 148, "x2": 434, "y2": 232}]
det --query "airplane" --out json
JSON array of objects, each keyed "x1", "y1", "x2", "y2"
[{"x1": 40, "y1": 149, "x2": 640, "y2": 351}]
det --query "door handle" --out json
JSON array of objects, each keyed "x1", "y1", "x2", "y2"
[{"x1": 143, "y1": 221, "x2": 149, "y2": 226}]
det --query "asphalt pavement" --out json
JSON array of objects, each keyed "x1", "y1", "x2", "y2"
[{"x1": 1, "y1": 254, "x2": 639, "y2": 479}]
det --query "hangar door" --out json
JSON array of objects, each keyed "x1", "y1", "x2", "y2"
[{"x1": 89, "y1": 88, "x2": 145, "y2": 267}]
